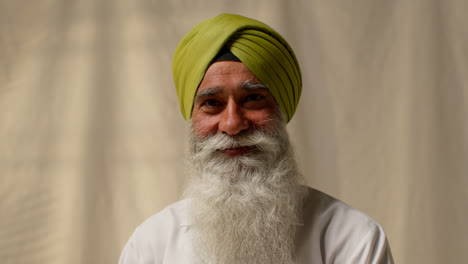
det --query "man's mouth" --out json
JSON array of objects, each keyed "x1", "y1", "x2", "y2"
[{"x1": 219, "y1": 146, "x2": 251, "y2": 157}]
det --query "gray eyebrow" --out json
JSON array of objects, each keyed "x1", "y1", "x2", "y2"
[
  {"x1": 241, "y1": 80, "x2": 269, "y2": 91},
  {"x1": 194, "y1": 81, "x2": 268, "y2": 102},
  {"x1": 195, "y1": 87, "x2": 222, "y2": 102}
]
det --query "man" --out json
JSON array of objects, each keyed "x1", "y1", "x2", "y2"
[{"x1": 119, "y1": 14, "x2": 394, "y2": 264}]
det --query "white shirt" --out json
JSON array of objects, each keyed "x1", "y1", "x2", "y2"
[{"x1": 119, "y1": 187, "x2": 394, "y2": 263}]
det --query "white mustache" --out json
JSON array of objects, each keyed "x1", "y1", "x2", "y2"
[{"x1": 192, "y1": 130, "x2": 284, "y2": 164}]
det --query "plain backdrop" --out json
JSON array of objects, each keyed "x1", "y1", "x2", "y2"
[{"x1": 1, "y1": 0, "x2": 467, "y2": 263}]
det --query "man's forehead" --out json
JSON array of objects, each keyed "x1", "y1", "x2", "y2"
[{"x1": 196, "y1": 61, "x2": 262, "y2": 92}]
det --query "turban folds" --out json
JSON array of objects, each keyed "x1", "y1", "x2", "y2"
[{"x1": 172, "y1": 13, "x2": 302, "y2": 122}]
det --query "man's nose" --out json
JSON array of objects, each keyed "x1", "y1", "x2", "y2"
[{"x1": 219, "y1": 99, "x2": 249, "y2": 136}]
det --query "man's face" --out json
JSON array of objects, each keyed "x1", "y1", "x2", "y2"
[
  {"x1": 191, "y1": 61, "x2": 279, "y2": 157},
  {"x1": 186, "y1": 63, "x2": 299, "y2": 263}
]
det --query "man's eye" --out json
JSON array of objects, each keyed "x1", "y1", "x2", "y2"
[
  {"x1": 243, "y1": 94, "x2": 267, "y2": 109},
  {"x1": 199, "y1": 99, "x2": 223, "y2": 114},
  {"x1": 200, "y1": 99, "x2": 223, "y2": 109},
  {"x1": 244, "y1": 94, "x2": 264, "y2": 102}
]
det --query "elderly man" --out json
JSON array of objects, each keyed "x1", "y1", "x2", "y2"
[{"x1": 119, "y1": 14, "x2": 393, "y2": 264}]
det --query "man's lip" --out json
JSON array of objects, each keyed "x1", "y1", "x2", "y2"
[{"x1": 219, "y1": 146, "x2": 251, "y2": 156}]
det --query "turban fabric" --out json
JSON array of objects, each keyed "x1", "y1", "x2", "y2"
[{"x1": 172, "y1": 13, "x2": 302, "y2": 122}]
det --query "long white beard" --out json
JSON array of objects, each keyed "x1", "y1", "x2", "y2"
[{"x1": 184, "y1": 118, "x2": 304, "y2": 264}]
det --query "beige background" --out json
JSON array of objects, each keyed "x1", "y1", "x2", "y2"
[{"x1": 1, "y1": 0, "x2": 467, "y2": 263}]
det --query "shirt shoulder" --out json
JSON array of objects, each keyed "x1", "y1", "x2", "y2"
[
  {"x1": 139, "y1": 199, "x2": 189, "y2": 230},
  {"x1": 297, "y1": 187, "x2": 394, "y2": 263},
  {"x1": 119, "y1": 200, "x2": 189, "y2": 264}
]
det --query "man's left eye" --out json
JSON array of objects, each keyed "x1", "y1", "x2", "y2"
[{"x1": 244, "y1": 94, "x2": 264, "y2": 102}]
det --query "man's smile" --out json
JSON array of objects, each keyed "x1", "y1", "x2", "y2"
[{"x1": 219, "y1": 146, "x2": 251, "y2": 156}]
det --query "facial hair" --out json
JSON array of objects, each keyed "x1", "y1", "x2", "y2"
[{"x1": 183, "y1": 117, "x2": 305, "y2": 264}]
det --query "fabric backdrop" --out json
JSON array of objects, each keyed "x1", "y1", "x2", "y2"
[{"x1": 1, "y1": 0, "x2": 467, "y2": 263}]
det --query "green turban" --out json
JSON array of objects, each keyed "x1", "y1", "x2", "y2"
[{"x1": 172, "y1": 13, "x2": 302, "y2": 122}]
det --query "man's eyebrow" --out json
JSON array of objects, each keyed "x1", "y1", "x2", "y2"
[
  {"x1": 241, "y1": 80, "x2": 269, "y2": 91},
  {"x1": 195, "y1": 81, "x2": 268, "y2": 102},
  {"x1": 195, "y1": 87, "x2": 222, "y2": 101}
]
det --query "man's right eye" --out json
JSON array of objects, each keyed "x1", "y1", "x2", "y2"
[
  {"x1": 202, "y1": 99, "x2": 222, "y2": 107},
  {"x1": 199, "y1": 99, "x2": 223, "y2": 113}
]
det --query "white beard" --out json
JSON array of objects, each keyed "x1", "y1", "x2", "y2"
[{"x1": 184, "y1": 117, "x2": 305, "y2": 264}]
